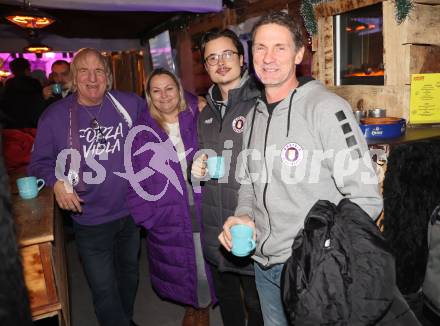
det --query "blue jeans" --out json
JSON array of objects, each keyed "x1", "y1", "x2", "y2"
[
  {"x1": 254, "y1": 263, "x2": 289, "y2": 326},
  {"x1": 74, "y1": 216, "x2": 140, "y2": 326}
]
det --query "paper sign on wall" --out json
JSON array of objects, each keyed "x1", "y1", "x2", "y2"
[{"x1": 410, "y1": 73, "x2": 440, "y2": 124}]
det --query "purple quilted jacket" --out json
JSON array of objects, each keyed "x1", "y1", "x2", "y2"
[{"x1": 127, "y1": 95, "x2": 216, "y2": 307}]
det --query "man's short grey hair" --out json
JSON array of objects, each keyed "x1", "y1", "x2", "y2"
[{"x1": 70, "y1": 48, "x2": 112, "y2": 91}]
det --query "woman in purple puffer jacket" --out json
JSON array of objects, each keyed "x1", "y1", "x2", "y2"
[{"x1": 127, "y1": 68, "x2": 215, "y2": 326}]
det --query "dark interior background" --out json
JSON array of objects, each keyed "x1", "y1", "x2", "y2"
[{"x1": 0, "y1": 4, "x2": 185, "y2": 40}]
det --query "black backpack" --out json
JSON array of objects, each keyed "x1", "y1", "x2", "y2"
[{"x1": 281, "y1": 199, "x2": 396, "y2": 325}]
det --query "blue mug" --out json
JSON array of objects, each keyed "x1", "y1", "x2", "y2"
[
  {"x1": 207, "y1": 156, "x2": 225, "y2": 179},
  {"x1": 51, "y1": 83, "x2": 62, "y2": 95},
  {"x1": 16, "y1": 176, "x2": 45, "y2": 200},
  {"x1": 231, "y1": 224, "x2": 256, "y2": 257}
]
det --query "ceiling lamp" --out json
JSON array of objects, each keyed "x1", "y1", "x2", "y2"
[
  {"x1": 5, "y1": 1, "x2": 56, "y2": 29},
  {"x1": 24, "y1": 43, "x2": 52, "y2": 54},
  {"x1": 0, "y1": 70, "x2": 12, "y2": 78}
]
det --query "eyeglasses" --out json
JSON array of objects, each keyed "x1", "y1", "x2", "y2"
[{"x1": 204, "y1": 50, "x2": 239, "y2": 66}]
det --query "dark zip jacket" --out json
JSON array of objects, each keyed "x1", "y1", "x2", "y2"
[
  {"x1": 281, "y1": 199, "x2": 420, "y2": 326},
  {"x1": 197, "y1": 71, "x2": 261, "y2": 274}
]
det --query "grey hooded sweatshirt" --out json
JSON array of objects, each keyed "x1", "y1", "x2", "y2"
[{"x1": 235, "y1": 79, "x2": 383, "y2": 267}]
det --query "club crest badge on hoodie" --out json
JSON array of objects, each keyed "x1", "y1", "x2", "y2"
[{"x1": 281, "y1": 142, "x2": 303, "y2": 166}]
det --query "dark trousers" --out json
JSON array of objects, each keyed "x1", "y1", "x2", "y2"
[
  {"x1": 73, "y1": 215, "x2": 140, "y2": 326},
  {"x1": 210, "y1": 264, "x2": 264, "y2": 326}
]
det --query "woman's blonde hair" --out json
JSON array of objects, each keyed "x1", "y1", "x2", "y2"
[
  {"x1": 146, "y1": 68, "x2": 187, "y2": 132},
  {"x1": 70, "y1": 48, "x2": 113, "y2": 92}
]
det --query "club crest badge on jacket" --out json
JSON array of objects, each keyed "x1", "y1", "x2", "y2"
[{"x1": 232, "y1": 116, "x2": 246, "y2": 133}]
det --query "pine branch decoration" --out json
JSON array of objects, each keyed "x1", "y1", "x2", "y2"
[
  {"x1": 395, "y1": 0, "x2": 414, "y2": 24},
  {"x1": 301, "y1": 0, "x2": 317, "y2": 35},
  {"x1": 300, "y1": 0, "x2": 414, "y2": 35}
]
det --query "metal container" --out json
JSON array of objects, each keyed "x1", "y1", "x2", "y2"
[
  {"x1": 353, "y1": 110, "x2": 366, "y2": 123},
  {"x1": 368, "y1": 108, "x2": 386, "y2": 118}
]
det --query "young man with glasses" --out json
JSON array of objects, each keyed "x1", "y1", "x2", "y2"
[{"x1": 191, "y1": 29, "x2": 263, "y2": 326}]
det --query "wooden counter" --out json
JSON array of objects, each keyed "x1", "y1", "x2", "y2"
[
  {"x1": 11, "y1": 174, "x2": 70, "y2": 325},
  {"x1": 13, "y1": 185, "x2": 54, "y2": 246}
]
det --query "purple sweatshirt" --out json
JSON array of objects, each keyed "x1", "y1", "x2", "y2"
[{"x1": 28, "y1": 90, "x2": 146, "y2": 225}]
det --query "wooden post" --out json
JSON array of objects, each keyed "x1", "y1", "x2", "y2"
[{"x1": 176, "y1": 29, "x2": 196, "y2": 94}]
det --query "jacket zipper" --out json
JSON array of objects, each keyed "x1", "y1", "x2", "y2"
[
  {"x1": 216, "y1": 113, "x2": 224, "y2": 240},
  {"x1": 218, "y1": 102, "x2": 228, "y2": 132},
  {"x1": 260, "y1": 109, "x2": 273, "y2": 259}
]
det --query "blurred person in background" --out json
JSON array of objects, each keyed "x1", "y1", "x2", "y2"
[
  {"x1": 0, "y1": 58, "x2": 45, "y2": 128},
  {"x1": 30, "y1": 69, "x2": 48, "y2": 87},
  {"x1": 42, "y1": 60, "x2": 72, "y2": 106}
]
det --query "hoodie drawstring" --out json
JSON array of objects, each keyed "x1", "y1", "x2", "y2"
[
  {"x1": 248, "y1": 88, "x2": 297, "y2": 148},
  {"x1": 247, "y1": 102, "x2": 258, "y2": 149},
  {"x1": 286, "y1": 89, "x2": 297, "y2": 138}
]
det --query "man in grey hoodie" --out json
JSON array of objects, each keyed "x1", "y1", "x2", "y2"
[{"x1": 218, "y1": 12, "x2": 383, "y2": 326}]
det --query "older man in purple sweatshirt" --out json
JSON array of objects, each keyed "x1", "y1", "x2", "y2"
[{"x1": 28, "y1": 48, "x2": 145, "y2": 326}]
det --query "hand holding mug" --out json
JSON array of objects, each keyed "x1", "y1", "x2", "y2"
[
  {"x1": 219, "y1": 215, "x2": 255, "y2": 253},
  {"x1": 230, "y1": 224, "x2": 256, "y2": 257},
  {"x1": 207, "y1": 156, "x2": 225, "y2": 179},
  {"x1": 42, "y1": 85, "x2": 53, "y2": 100},
  {"x1": 191, "y1": 154, "x2": 208, "y2": 178},
  {"x1": 52, "y1": 83, "x2": 62, "y2": 95}
]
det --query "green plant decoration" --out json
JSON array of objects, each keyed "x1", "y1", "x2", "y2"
[{"x1": 300, "y1": 0, "x2": 414, "y2": 35}]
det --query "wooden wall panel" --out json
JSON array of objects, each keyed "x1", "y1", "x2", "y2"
[
  {"x1": 188, "y1": 15, "x2": 224, "y2": 36},
  {"x1": 383, "y1": 0, "x2": 404, "y2": 85},
  {"x1": 111, "y1": 52, "x2": 145, "y2": 95},
  {"x1": 385, "y1": 1, "x2": 440, "y2": 86},
  {"x1": 414, "y1": 0, "x2": 440, "y2": 4},
  {"x1": 312, "y1": 16, "x2": 334, "y2": 85},
  {"x1": 315, "y1": 0, "x2": 383, "y2": 17},
  {"x1": 328, "y1": 85, "x2": 410, "y2": 120},
  {"x1": 313, "y1": 0, "x2": 440, "y2": 120},
  {"x1": 235, "y1": 0, "x2": 288, "y2": 21},
  {"x1": 176, "y1": 29, "x2": 196, "y2": 94},
  {"x1": 407, "y1": 46, "x2": 440, "y2": 82},
  {"x1": 390, "y1": 45, "x2": 440, "y2": 85},
  {"x1": 401, "y1": 3, "x2": 440, "y2": 45},
  {"x1": 323, "y1": 16, "x2": 334, "y2": 86}
]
